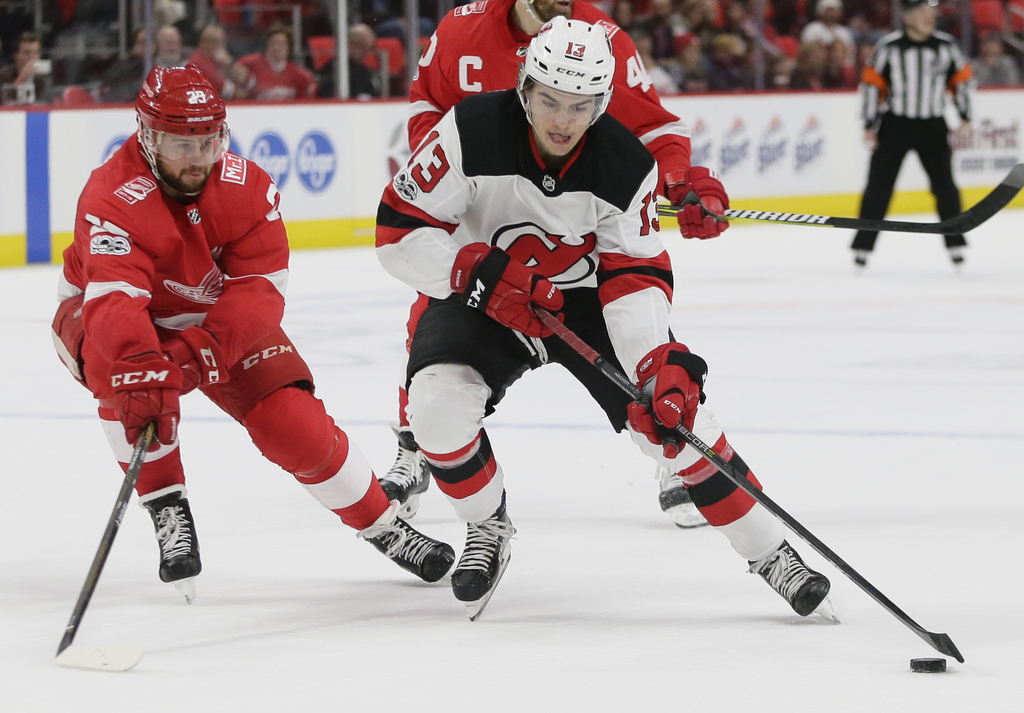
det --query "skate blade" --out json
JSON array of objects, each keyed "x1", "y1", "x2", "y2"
[
  {"x1": 808, "y1": 596, "x2": 840, "y2": 625},
  {"x1": 465, "y1": 553, "x2": 512, "y2": 622},
  {"x1": 173, "y1": 577, "x2": 197, "y2": 604},
  {"x1": 56, "y1": 644, "x2": 143, "y2": 672},
  {"x1": 666, "y1": 505, "x2": 710, "y2": 529}
]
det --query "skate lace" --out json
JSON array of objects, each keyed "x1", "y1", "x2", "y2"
[
  {"x1": 364, "y1": 521, "x2": 436, "y2": 566},
  {"x1": 748, "y1": 547, "x2": 814, "y2": 601},
  {"x1": 459, "y1": 519, "x2": 517, "y2": 572},
  {"x1": 155, "y1": 506, "x2": 192, "y2": 559},
  {"x1": 382, "y1": 445, "x2": 423, "y2": 490}
]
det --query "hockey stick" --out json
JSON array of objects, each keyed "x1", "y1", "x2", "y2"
[
  {"x1": 55, "y1": 421, "x2": 155, "y2": 672},
  {"x1": 657, "y1": 162, "x2": 1024, "y2": 235},
  {"x1": 532, "y1": 308, "x2": 965, "y2": 663}
]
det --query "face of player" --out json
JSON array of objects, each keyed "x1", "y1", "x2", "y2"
[
  {"x1": 903, "y1": 4, "x2": 937, "y2": 39},
  {"x1": 527, "y1": 84, "x2": 598, "y2": 165},
  {"x1": 265, "y1": 33, "x2": 290, "y2": 64},
  {"x1": 529, "y1": 0, "x2": 574, "y2": 24},
  {"x1": 153, "y1": 133, "x2": 222, "y2": 195}
]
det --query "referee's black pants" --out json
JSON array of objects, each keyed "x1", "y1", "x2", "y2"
[{"x1": 852, "y1": 115, "x2": 967, "y2": 252}]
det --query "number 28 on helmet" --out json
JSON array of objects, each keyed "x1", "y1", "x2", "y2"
[{"x1": 135, "y1": 64, "x2": 230, "y2": 180}]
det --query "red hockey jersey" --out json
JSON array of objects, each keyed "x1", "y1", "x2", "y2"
[
  {"x1": 60, "y1": 135, "x2": 290, "y2": 372},
  {"x1": 408, "y1": 0, "x2": 691, "y2": 194},
  {"x1": 237, "y1": 53, "x2": 317, "y2": 101}
]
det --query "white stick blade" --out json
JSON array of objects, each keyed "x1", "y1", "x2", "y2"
[{"x1": 56, "y1": 644, "x2": 143, "y2": 672}]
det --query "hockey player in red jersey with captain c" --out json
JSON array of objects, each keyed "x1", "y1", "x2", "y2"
[
  {"x1": 381, "y1": 0, "x2": 729, "y2": 529},
  {"x1": 376, "y1": 18, "x2": 832, "y2": 620},
  {"x1": 53, "y1": 65, "x2": 454, "y2": 601}
]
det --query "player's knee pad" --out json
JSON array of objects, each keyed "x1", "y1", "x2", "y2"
[
  {"x1": 407, "y1": 363, "x2": 490, "y2": 456},
  {"x1": 243, "y1": 386, "x2": 338, "y2": 476}
]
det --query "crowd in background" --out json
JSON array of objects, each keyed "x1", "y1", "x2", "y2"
[{"x1": 1, "y1": 0, "x2": 1023, "y2": 105}]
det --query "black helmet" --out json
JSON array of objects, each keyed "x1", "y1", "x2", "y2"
[{"x1": 901, "y1": 0, "x2": 937, "y2": 9}]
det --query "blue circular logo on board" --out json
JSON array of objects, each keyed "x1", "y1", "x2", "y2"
[
  {"x1": 296, "y1": 131, "x2": 336, "y2": 192},
  {"x1": 102, "y1": 135, "x2": 130, "y2": 164},
  {"x1": 249, "y1": 132, "x2": 290, "y2": 188}
]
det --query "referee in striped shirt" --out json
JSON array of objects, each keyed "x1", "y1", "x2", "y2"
[{"x1": 852, "y1": 0, "x2": 974, "y2": 268}]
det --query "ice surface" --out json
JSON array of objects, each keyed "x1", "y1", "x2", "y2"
[{"x1": 1, "y1": 214, "x2": 1021, "y2": 712}]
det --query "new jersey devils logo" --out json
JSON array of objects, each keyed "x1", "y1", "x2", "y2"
[{"x1": 492, "y1": 222, "x2": 597, "y2": 285}]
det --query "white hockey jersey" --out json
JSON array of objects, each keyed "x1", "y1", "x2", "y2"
[{"x1": 376, "y1": 90, "x2": 674, "y2": 377}]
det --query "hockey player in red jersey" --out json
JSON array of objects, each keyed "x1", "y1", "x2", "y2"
[
  {"x1": 380, "y1": 0, "x2": 729, "y2": 530},
  {"x1": 52, "y1": 65, "x2": 454, "y2": 601},
  {"x1": 375, "y1": 18, "x2": 831, "y2": 621}
]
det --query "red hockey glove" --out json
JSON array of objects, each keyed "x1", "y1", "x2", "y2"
[
  {"x1": 451, "y1": 243, "x2": 564, "y2": 338},
  {"x1": 109, "y1": 353, "x2": 184, "y2": 451},
  {"x1": 666, "y1": 167, "x2": 730, "y2": 239},
  {"x1": 626, "y1": 343, "x2": 708, "y2": 459},
  {"x1": 163, "y1": 327, "x2": 228, "y2": 395}
]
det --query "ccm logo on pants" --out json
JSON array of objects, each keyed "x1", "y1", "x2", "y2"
[{"x1": 242, "y1": 344, "x2": 294, "y2": 370}]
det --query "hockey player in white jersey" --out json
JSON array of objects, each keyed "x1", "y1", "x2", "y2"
[{"x1": 375, "y1": 17, "x2": 831, "y2": 620}]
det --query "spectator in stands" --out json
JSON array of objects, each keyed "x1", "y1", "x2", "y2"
[
  {"x1": 973, "y1": 33, "x2": 1022, "y2": 87},
  {"x1": 706, "y1": 33, "x2": 750, "y2": 90},
  {"x1": 318, "y1": 23, "x2": 382, "y2": 100},
  {"x1": 789, "y1": 39, "x2": 829, "y2": 90},
  {"x1": 0, "y1": 31, "x2": 52, "y2": 105},
  {"x1": 611, "y1": 0, "x2": 637, "y2": 33},
  {"x1": 823, "y1": 39, "x2": 858, "y2": 87},
  {"x1": 631, "y1": 29, "x2": 679, "y2": 94},
  {"x1": 680, "y1": 0, "x2": 720, "y2": 50},
  {"x1": 721, "y1": 0, "x2": 759, "y2": 56},
  {"x1": 639, "y1": 0, "x2": 684, "y2": 62},
  {"x1": 154, "y1": 25, "x2": 186, "y2": 69},
  {"x1": 768, "y1": 51, "x2": 797, "y2": 89},
  {"x1": 188, "y1": 25, "x2": 249, "y2": 99},
  {"x1": 671, "y1": 32, "x2": 710, "y2": 92},
  {"x1": 238, "y1": 23, "x2": 317, "y2": 101},
  {"x1": 801, "y1": 0, "x2": 856, "y2": 69},
  {"x1": 101, "y1": 28, "x2": 147, "y2": 103}
]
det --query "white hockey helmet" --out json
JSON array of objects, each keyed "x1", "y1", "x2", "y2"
[{"x1": 517, "y1": 16, "x2": 615, "y2": 126}]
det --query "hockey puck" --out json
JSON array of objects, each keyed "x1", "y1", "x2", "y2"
[{"x1": 910, "y1": 658, "x2": 947, "y2": 673}]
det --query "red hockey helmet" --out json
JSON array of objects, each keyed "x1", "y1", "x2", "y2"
[{"x1": 136, "y1": 65, "x2": 230, "y2": 183}]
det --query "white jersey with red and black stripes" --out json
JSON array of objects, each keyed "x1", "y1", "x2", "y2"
[{"x1": 377, "y1": 89, "x2": 673, "y2": 378}]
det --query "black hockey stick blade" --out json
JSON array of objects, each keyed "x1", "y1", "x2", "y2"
[
  {"x1": 532, "y1": 308, "x2": 965, "y2": 663},
  {"x1": 56, "y1": 422, "x2": 154, "y2": 671},
  {"x1": 657, "y1": 163, "x2": 1024, "y2": 235}
]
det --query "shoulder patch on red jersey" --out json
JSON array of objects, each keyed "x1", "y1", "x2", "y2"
[
  {"x1": 596, "y1": 20, "x2": 619, "y2": 40},
  {"x1": 220, "y1": 154, "x2": 248, "y2": 185},
  {"x1": 454, "y1": 0, "x2": 487, "y2": 17},
  {"x1": 113, "y1": 176, "x2": 157, "y2": 205},
  {"x1": 85, "y1": 213, "x2": 132, "y2": 256}
]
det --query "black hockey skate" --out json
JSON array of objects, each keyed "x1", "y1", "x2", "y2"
[
  {"x1": 451, "y1": 491, "x2": 516, "y2": 621},
  {"x1": 749, "y1": 540, "x2": 832, "y2": 617},
  {"x1": 143, "y1": 490, "x2": 201, "y2": 603},
  {"x1": 657, "y1": 467, "x2": 708, "y2": 529},
  {"x1": 359, "y1": 504, "x2": 454, "y2": 583},
  {"x1": 378, "y1": 424, "x2": 431, "y2": 518}
]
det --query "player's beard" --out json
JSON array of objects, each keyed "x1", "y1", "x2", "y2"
[
  {"x1": 157, "y1": 158, "x2": 213, "y2": 196},
  {"x1": 530, "y1": 0, "x2": 573, "y2": 23}
]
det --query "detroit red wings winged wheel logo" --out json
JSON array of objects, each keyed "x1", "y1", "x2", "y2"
[{"x1": 491, "y1": 223, "x2": 597, "y2": 284}]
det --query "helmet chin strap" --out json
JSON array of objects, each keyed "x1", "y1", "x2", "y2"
[{"x1": 520, "y1": 0, "x2": 543, "y2": 27}]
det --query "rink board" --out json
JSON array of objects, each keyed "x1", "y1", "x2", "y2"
[{"x1": 0, "y1": 88, "x2": 1021, "y2": 267}]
